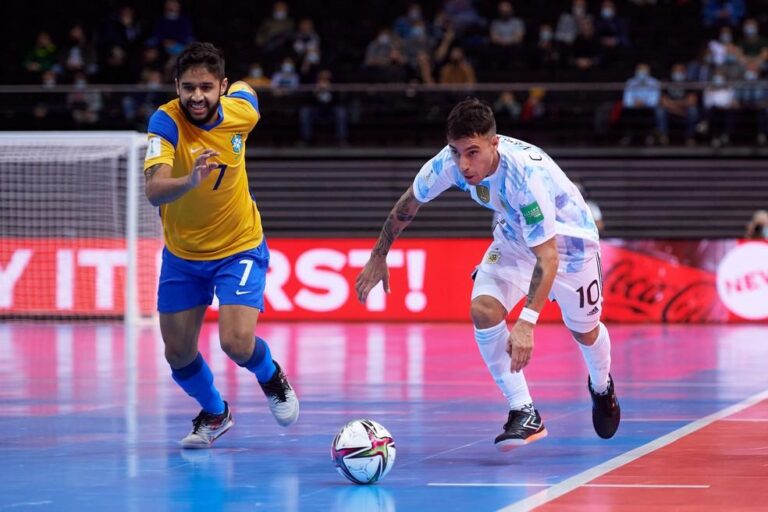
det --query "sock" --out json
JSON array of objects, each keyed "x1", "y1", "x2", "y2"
[
  {"x1": 475, "y1": 320, "x2": 533, "y2": 410},
  {"x1": 578, "y1": 322, "x2": 612, "y2": 393},
  {"x1": 238, "y1": 336, "x2": 277, "y2": 384},
  {"x1": 171, "y1": 353, "x2": 225, "y2": 415}
]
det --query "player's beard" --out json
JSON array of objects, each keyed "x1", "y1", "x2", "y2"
[{"x1": 181, "y1": 98, "x2": 221, "y2": 126}]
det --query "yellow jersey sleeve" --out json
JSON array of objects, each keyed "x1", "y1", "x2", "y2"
[{"x1": 144, "y1": 107, "x2": 179, "y2": 170}]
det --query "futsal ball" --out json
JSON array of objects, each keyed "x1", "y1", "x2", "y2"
[{"x1": 331, "y1": 419, "x2": 396, "y2": 485}]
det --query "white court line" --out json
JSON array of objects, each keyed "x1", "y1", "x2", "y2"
[
  {"x1": 497, "y1": 387, "x2": 768, "y2": 512},
  {"x1": 429, "y1": 483, "x2": 709, "y2": 489}
]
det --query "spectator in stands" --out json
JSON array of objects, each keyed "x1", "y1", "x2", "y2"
[
  {"x1": 488, "y1": 1, "x2": 526, "y2": 70},
  {"x1": 735, "y1": 63, "x2": 768, "y2": 146},
  {"x1": 442, "y1": 0, "x2": 487, "y2": 45},
  {"x1": 703, "y1": 71, "x2": 736, "y2": 147},
  {"x1": 298, "y1": 47, "x2": 321, "y2": 83},
  {"x1": 620, "y1": 63, "x2": 663, "y2": 145},
  {"x1": 363, "y1": 28, "x2": 408, "y2": 83},
  {"x1": 702, "y1": 0, "x2": 746, "y2": 29},
  {"x1": 555, "y1": 0, "x2": 591, "y2": 47},
  {"x1": 521, "y1": 87, "x2": 547, "y2": 123},
  {"x1": 745, "y1": 210, "x2": 768, "y2": 239},
  {"x1": 292, "y1": 18, "x2": 321, "y2": 65},
  {"x1": 493, "y1": 91, "x2": 521, "y2": 122},
  {"x1": 438, "y1": 46, "x2": 476, "y2": 85},
  {"x1": 738, "y1": 18, "x2": 768, "y2": 68},
  {"x1": 242, "y1": 63, "x2": 271, "y2": 89},
  {"x1": 256, "y1": 1, "x2": 295, "y2": 55},
  {"x1": 568, "y1": 17, "x2": 601, "y2": 74},
  {"x1": 271, "y1": 57, "x2": 300, "y2": 89},
  {"x1": 299, "y1": 70, "x2": 349, "y2": 146},
  {"x1": 595, "y1": 0, "x2": 630, "y2": 69},
  {"x1": 659, "y1": 63, "x2": 700, "y2": 146},
  {"x1": 530, "y1": 24, "x2": 561, "y2": 74},
  {"x1": 149, "y1": 0, "x2": 194, "y2": 57},
  {"x1": 22, "y1": 32, "x2": 57, "y2": 82},
  {"x1": 402, "y1": 20, "x2": 433, "y2": 73},
  {"x1": 687, "y1": 46, "x2": 714, "y2": 83},
  {"x1": 55, "y1": 24, "x2": 98, "y2": 81},
  {"x1": 393, "y1": 3, "x2": 425, "y2": 40},
  {"x1": 67, "y1": 71, "x2": 102, "y2": 125},
  {"x1": 99, "y1": 6, "x2": 143, "y2": 63},
  {"x1": 123, "y1": 68, "x2": 166, "y2": 128}
]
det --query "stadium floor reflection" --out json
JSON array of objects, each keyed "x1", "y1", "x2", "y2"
[{"x1": 1, "y1": 322, "x2": 767, "y2": 511}]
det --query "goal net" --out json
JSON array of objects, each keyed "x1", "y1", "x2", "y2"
[{"x1": 0, "y1": 131, "x2": 160, "y2": 323}]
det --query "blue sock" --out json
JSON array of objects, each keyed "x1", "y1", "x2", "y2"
[
  {"x1": 171, "y1": 353, "x2": 225, "y2": 415},
  {"x1": 239, "y1": 336, "x2": 277, "y2": 384}
]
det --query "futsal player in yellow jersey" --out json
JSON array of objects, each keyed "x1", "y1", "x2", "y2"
[{"x1": 143, "y1": 42, "x2": 299, "y2": 448}]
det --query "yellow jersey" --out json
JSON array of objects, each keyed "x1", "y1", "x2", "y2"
[{"x1": 144, "y1": 82, "x2": 262, "y2": 260}]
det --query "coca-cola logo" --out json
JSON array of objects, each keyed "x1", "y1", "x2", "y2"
[
  {"x1": 603, "y1": 259, "x2": 720, "y2": 323},
  {"x1": 716, "y1": 242, "x2": 768, "y2": 320}
]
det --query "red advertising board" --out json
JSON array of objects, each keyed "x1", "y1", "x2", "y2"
[{"x1": 1, "y1": 237, "x2": 766, "y2": 323}]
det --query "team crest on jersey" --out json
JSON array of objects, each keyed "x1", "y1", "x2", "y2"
[
  {"x1": 485, "y1": 249, "x2": 501, "y2": 264},
  {"x1": 231, "y1": 134, "x2": 243, "y2": 154},
  {"x1": 476, "y1": 185, "x2": 490, "y2": 203}
]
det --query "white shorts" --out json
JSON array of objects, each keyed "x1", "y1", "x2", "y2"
[{"x1": 471, "y1": 245, "x2": 604, "y2": 333}]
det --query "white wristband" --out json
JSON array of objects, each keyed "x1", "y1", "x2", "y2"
[{"x1": 519, "y1": 307, "x2": 539, "y2": 325}]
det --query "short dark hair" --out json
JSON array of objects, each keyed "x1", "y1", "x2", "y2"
[
  {"x1": 176, "y1": 42, "x2": 225, "y2": 81},
  {"x1": 446, "y1": 98, "x2": 496, "y2": 140}
]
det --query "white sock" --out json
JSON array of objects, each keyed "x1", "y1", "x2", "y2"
[
  {"x1": 578, "y1": 322, "x2": 611, "y2": 393},
  {"x1": 475, "y1": 321, "x2": 532, "y2": 410}
]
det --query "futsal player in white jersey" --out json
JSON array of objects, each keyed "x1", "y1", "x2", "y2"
[{"x1": 356, "y1": 98, "x2": 620, "y2": 450}]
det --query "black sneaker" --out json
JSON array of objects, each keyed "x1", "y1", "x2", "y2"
[
  {"x1": 180, "y1": 401, "x2": 234, "y2": 449},
  {"x1": 589, "y1": 373, "x2": 621, "y2": 439},
  {"x1": 259, "y1": 361, "x2": 299, "y2": 427},
  {"x1": 494, "y1": 406, "x2": 548, "y2": 452}
]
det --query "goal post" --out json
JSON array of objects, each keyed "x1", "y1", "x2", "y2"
[{"x1": 0, "y1": 131, "x2": 160, "y2": 324}]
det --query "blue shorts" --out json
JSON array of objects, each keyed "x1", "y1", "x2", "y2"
[{"x1": 157, "y1": 241, "x2": 270, "y2": 314}]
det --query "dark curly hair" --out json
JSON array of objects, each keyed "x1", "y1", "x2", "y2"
[
  {"x1": 176, "y1": 42, "x2": 225, "y2": 81},
  {"x1": 445, "y1": 97, "x2": 496, "y2": 141}
]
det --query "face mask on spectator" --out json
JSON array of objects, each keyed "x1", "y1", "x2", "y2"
[
  {"x1": 745, "y1": 70, "x2": 758, "y2": 80},
  {"x1": 250, "y1": 67, "x2": 263, "y2": 78},
  {"x1": 573, "y1": 5, "x2": 585, "y2": 16},
  {"x1": 307, "y1": 52, "x2": 320, "y2": 64},
  {"x1": 378, "y1": 34, "x2": 390, "y2": 44},
  {"x1": 635, "y1": 68, "x2": 649, "y2": 79},
  {"x1": 713, "y1": 75, "x2": 725, "y2": 85},
  {"x1": 282, "y1": 63, "x2": 294, "y2": 73},
  {"x1": 744, "y1": 25, "x2": 758, "y2": 37},
  {"x1": 411, "y1": 26, "x2": 425, "y2": 38},
  {"x1": 720, "y1": 32, "x2": 732, "y2": 44},
  {"x1": 672, "y1": 71, "x2": 686, "y2": 81},
  {"x1": 540, "y1": 30, "x2": 553, "y2": 42},
  {"x1": 601, "y1": 8, "x2": 614, "y2": 19},
  {"x1": 274, "y1": 9, "x2": 287, "y2": 20},
  {"x1": 408, "y1": 8, "x2": 421, "y2": 21}
]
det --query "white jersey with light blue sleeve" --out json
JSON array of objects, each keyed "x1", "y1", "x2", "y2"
[{"x1": 412, "y1": 135, "x2": 600, "y2": 273}]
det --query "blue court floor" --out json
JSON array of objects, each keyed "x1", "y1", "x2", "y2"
[{"x1": 1, "y1": 322, "x2": 767, "y2": 511}]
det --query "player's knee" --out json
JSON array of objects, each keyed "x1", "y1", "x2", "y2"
[
  {"x1": 219, "y1": 329, "x2": 254, "y2": 362},
  {"x1": 571, "y1": 324, "x2": 600, "y2": 346},
  {"x1": 470, "y1": 297, "x2": 505, "y2": 329},
  {"x1": 164, "y1": 344, "x2": 197, "y2": 368}
]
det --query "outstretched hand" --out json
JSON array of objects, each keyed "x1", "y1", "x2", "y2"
[
  {"x1": 188, "y1": 149, "x2": 220, "y2": 188},
  {"x1": 355, "y1": 255, "x2": 390, "y2": 303}
]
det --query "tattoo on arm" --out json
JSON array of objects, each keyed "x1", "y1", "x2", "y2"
[
  {"x1": 144, "y1": 164, "x2": 161, "y2": 182},
  {"x1": 525, "y1": 260, "x2": 544, "y2": 306},
  {"x1": 372, "y1": 187, "x2": 420, "y2": 257}
]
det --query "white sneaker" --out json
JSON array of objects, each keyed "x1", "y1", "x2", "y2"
[
  {"x1": 259, "y1": 361, "x2": 299, "y2": 426},
  {"x1": 180, "y1": 401, "x2": 234, "y2": 449}
]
